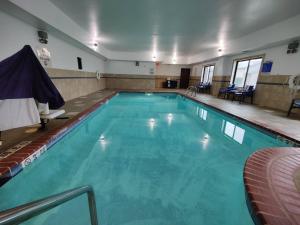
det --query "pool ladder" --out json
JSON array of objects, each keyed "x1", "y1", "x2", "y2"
[
  {"x1": 0, "y1": 185, "x2": 99, "y2": 225},
  {"x1": 185, "y1": 86, "x2": 197, "y2": 97}
]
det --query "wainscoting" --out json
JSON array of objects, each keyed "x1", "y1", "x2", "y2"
[
  {"x1": 211, "y1": 76, "x2": 231, "y2": 96},
  {"x1": 211, "y1": 74, "x2": 299, "y2": 112},
  {"x1": 46, "y1": 68, "x2": 106, "y2": 101},
  {"x1": 104, "y1": 74, "x2": 202, "y2": 90},
  {"x1": 255, "y1": 75, "x2": 297, "y2": 112},
  {"x1": 49, "y1": 71, "x2": 299, "y2": 113},
  {"x1": 103, "y1": 74, "x2": 155, "y2": 90}
]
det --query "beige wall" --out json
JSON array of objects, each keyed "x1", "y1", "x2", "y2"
[
  {"x1": 104, "y1": 74, "x2": 194, "y2": 89},
  {"x1": 86, "y1": 72, "x2": 298, "y2": 113},
  {"x1": 255, "y1": 75, "x2": 299, "y2": 111},
  {"x1": 103, "y1": 74, "x2": 203, "y2": 90},
  {"x1": 46, "y1": 68, "x2": 106, "y2": 101},
  {"x1": 155, "y1": 75, "x2": 180, "y2": 88},
  {"x1": 104, "y1": 74, "x2": 155, "y2": 90},
  {"x1": 211, "y1": 76, "x2": 231, "y2": 96},
  {"x1": 156, "y1": 64, "x2": 192, "y2": 76},
  {"x1": 210, "y1": 74, "x2": 299, "y2": 112}
]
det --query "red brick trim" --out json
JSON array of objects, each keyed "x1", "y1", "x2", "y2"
[
  {"x1": 0, "y1": 91, "x2": 117, "y2": 186},
  {"x1": 244, "y1": 147, "x2": 300, "y2": 225}
]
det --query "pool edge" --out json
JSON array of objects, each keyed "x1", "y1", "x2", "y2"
[
  {"x1": 243, "y1": 147, "x2": 300, "y2": 225},
  {"x1": 0, "y1": 91, "x2": 118, "y2": 186}
]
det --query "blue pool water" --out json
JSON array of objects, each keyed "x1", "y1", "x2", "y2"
[{"x1": 0, "y1": 93, "x2": 290, "y2": 225}]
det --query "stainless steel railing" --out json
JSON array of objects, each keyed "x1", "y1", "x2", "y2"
[
  {"x1": 0, "y1": 185, "x2": 99, "y2": 225},
  {"x1": 186, "y1": 86, "x2": 197, "y2": 97}
]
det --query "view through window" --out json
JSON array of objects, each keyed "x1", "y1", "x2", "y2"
[
  {"x1": 230, "y1": 58, "x2": 263, "y2": 88},
  {"x1": 201, "y1": 65, "x2": 215, "y2": 83}
]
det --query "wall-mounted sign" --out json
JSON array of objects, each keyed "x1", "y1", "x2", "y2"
[
  {"x1": 261, "y1": 61, "x2": 273, "y2": 73},
  {"x1": 36, "y1": 47, "x2": 51, "y2": 67}
]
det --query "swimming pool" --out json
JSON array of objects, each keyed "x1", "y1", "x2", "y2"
[{"x1": 0, "y1": 92, "x2": 291, "y2": 225}]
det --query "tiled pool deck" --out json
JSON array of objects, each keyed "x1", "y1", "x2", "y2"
[
  {"x1": 178, "y1": 90, "x2": 300, "y2": 143},
  {"x1": 0, "y1": 89, "x2": 299, "y2": 225}
]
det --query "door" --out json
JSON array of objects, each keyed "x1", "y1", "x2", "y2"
[{"x1": 180, "y1": 68, "x2": 191, "y2": 88}]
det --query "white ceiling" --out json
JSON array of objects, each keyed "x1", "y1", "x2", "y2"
[{"x1": 50, "y1": 0, "x2": 300, "y2": 57}]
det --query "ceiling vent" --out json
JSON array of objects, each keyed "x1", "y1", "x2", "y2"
[{"x1": 287, "y1": 41, "x2": 299, "y2": 54}]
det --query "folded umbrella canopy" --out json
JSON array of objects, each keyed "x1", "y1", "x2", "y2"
[{"x1": 0, "y1": 45, "x2": 64, "y2": 131}]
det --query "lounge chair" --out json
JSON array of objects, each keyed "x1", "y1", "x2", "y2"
[
  {"x1": 218, "y1": 84, "x2": 236, "y2": 98},
  {"x1": 287, "y1": 99, "x2": 300, "y2": 116},
  {"x1": 232, "y1": 85, "x2": 255, "y2": 104}
]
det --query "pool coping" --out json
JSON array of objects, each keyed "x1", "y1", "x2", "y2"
[
  {"x1": 244, "y1": 147, "x2": 300, "y2": 225},
  {"x1": 0, "y1": 91, "x2": 117, "y2": 186}
]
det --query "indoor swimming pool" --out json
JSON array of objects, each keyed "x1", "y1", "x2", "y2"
[{"x1": 0, "y1": 93, "x2": 291, "y2": 225}]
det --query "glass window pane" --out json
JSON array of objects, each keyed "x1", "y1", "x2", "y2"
[
  {"x1": 245, "y1": 58, "x2": 262, "y2": 88},
  {"x1": 204, "y1": 67, "x2": 210, "y2": 83},
  {"x1": 230, "y1": 61, "x2": 237, "y2": 84},
  {"x1": 234, "y1": 61, "x2": 249, "y2": 87},
  {"x1": 202, "y1": 65, "x2": 214, "y2": 83},
  {"x1": 208, "y1": 66, "x2": 214, "y2": 83},
  {"x1": 201, "y1": 67, "x2": 206, "y2": 82}
]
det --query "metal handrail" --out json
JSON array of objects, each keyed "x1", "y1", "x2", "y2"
[{"x1": 0, "y1": 185, "x2": 99, "y2": 225}]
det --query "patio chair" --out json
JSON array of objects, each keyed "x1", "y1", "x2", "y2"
[
  {"x1": 218, "y1": 84, "x2": 236, "y2": 98},
  {"x1": 287, "y1": 99, "x2": 300, "y2": 116},
  {"x1": 232, "y1": 85, "x2": 255, "y2": 104}
]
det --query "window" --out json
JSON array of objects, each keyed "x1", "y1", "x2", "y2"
[
  {"x1": 201, "y1": 65, "x2": 214, "y2": 83},
  {"x1": 230, "y1": 57, "x2": 263, "y2": 88}
]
